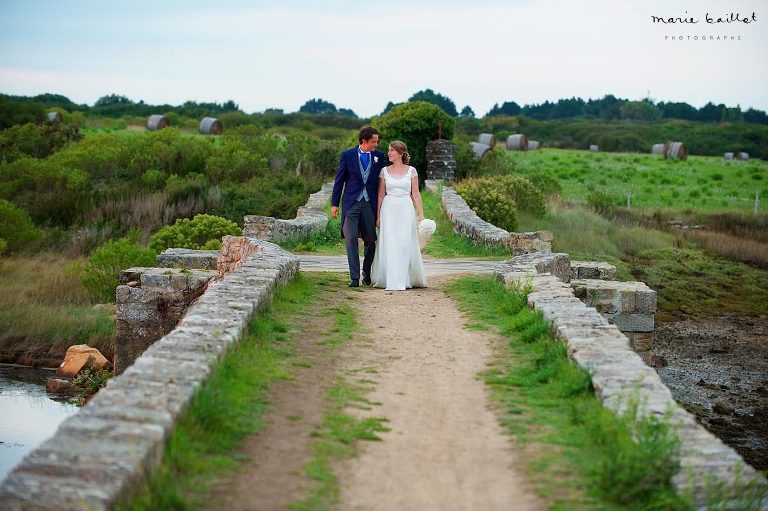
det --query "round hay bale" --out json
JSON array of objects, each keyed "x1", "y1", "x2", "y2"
[
  {"x1": 147, "y1": 114, "x2": 170, "y2": 131},
  {"x1": 589, "y1": 145, "x2": 599, "y2": 152},
  {"x1": 665, "y1": 142, "x2": 688, "y2": 160},
  {"x1": 199, "y1": 117, "x2": 223, "y2": 135},
  {"x1": 506, "y1": 134, "x2": 528, "y2": 151},
  {"x1": 651, "y1": 143, "x2": 667, "y2": 155},
  {"x1": 478, "y1": 133, "x2": 495, "y2": 147},
  {"x1": 737, "y1": 152, "x2": 749, "y2": 161},
  {"x1": 46, "y1": 111, "x2": 63, "y2": 123},
  {"x1": 469, "y1": 142, "x2": 491, "y2": 160},
  {"x1": 528, "y1": 140, "x2": 540, "y2": 150},
  {"x1": 723, "y1": 152, "x2": 734, "y2": 160}
]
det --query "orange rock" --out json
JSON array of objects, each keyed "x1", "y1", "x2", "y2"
[{"x1": 56, "y1": 344, "x2": 111, "y2": 378}]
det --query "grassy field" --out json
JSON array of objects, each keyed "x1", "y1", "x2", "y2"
[{"x1": 502, "y1": 148, "x2": 767, "y2": 212}]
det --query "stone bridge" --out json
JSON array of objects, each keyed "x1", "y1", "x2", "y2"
[{"x1": 1, "y1": 179, "x2": 765, "y2": 510}]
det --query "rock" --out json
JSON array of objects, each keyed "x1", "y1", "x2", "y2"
[
  {"x1": 712, "y1": 400, "x2": 735, "y2": 415},
  {"x1": 46, "y1": 378, "x2": 74, "y2": 393},
  {"x1": 56, "y1": 345, "x2": 111, "y2": 378}
]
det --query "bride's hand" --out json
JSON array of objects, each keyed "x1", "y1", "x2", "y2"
[{"x1": 376, "y1": 218, "x2": 380, "y2": 228}]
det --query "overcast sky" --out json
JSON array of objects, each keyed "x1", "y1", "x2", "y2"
[{"x1": 1, "y1": 0, "x2": 766, "y2": 117}]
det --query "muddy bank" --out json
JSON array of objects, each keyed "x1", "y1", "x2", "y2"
[
  {"x1": 654, "y1": 314, "x2": 768, "y2": 471},
  {"x1": 0, "y1": 338, "x2": 113, "y2": 369}
]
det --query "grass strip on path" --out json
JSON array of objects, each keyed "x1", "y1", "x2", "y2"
[
  {"x1": 120, "y1": 272, "x2": 326, "y2": 510},
  {"x1": 445, "y1": 276, "x2": 692, "y2": 511}
]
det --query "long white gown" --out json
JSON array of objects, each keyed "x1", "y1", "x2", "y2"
[{"x1": 371, "y1": 166, "x2": 428, "y2": 291}]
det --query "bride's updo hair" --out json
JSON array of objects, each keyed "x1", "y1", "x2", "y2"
[{"x1": 389, "y1": 140, "x2": 410, "y2": 165}]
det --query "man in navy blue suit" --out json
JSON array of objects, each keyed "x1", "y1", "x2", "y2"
[{"x1": 331, "y1": 126, "x2": 387, "y2": 287}]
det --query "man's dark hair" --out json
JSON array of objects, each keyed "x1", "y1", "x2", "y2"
[{"x1": 358, "y1": 126, "x2": 379, "y2": 144}]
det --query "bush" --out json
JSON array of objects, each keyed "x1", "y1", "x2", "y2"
[
  {"x1": 453, "y1": 135, "x2": 480, "y2": 180},
  {"x1": 587, "y1": 190, "x2": 619, "y2": 216},
  {"x1": 377, "y1": 101, "x2": 455, "y2": 189},
  {"x1": 454, "y1": 178, "x2": 518, "y2": 231},
  {"x1": 165, "y1": 172, "x2": 209, "y2": 202},
  {"x1": 497, "y1": 175, "x2": 546, "y2": 217},
  {"x1": 149, "y1": 213, "x2": 241, "y2": 252},
  {"x1": 527, "y1": 169, "x2": 563, "y2": 198},
  {"x1": 478, "y1": 147, "x2": 514, "y2": 175},
  {"x1": 141, "y1": 169, "x2": 166, "y2": 190},
  {"x1": 0, "y1": 199, "x2": 41, "y2": 251},
  {"x1": 81, "y1": 235, "x2": 156, "y2": 302},
  {"x1": 214, "y1": 176, "x2": 314, "y2": 225}
]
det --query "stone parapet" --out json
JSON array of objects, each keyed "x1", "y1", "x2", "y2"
[
  {"x1": 0, "y1": 239, "x2": 300, "y2": 510},
  {"x1": 571, "y1": 260, "x2": 616, "y2": 280},
  {"x1": 494, "y1": 256, "x2": 766, "y2": 507},
  {"x1": 426, "y1": 139, "x2": 457, "y2": 181},
  {"x1": 156, "y1": 248, "x2": 220, "y2": 270},
  {"x1": 440, "y1": 186, "x2": 553, "y2": 255},
  {"x1": 243, "y1": 182, "x2": 332, "y2": 242},
  {"x1": 114, "y1": 267, "x2": 216, "y2": 375}
]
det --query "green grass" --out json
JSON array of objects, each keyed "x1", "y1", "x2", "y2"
[
  {"x1": 445, "y1": 276, "x2": 691, "y2": 510},
  {"x1": 278, "y1": 204, "x2": 346, "y2": 255},
  {"x1": 421, "y1": 188, "x2": 510, "y2": 259},
  {"x1": 290, "y1": 377, "x2": 389, "y2": 511},
  {"x1": 500, "y1": 148, "x2": 768, "y2": 212},
  {"x1": 120, "y1": 272, "x2": 324, "y2": 510}
]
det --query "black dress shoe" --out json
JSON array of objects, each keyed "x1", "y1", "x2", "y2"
[
  {"x1": 349, "y1": 281, "x2": 360, "y2": 287},
  {"x1": 361, "y1": 272, "x2": 371, "y2": 286}
]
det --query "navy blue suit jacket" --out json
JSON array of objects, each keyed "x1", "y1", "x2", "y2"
[{"x1": 331, "y1": 146, "x2": 387, "y2": 216}]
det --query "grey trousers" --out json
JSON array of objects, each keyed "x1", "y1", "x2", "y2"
[{"x1": 342, "y1": 200, "x2": 377, "y2": 283}]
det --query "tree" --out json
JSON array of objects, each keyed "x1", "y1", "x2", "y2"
[
  {"x1": 408, "y1": 89, "x2": 458, "y2": 116},
  {"x1": 376, "y1": 101, "x2": 455, "y2": 189},
  {"x1": 658, "y1": 101, "x2": 698, "y2": 120},
  {"x1": 619, "y1": 100, "x2": 662, "y2": 121},
  {"x1": 337, "y1": 108, "x2": 358, "y2": 118},
  {"x1": 744, "y1": 108, "x2": 768, "y2": 124},
  {"x1": 94, "y1": 94, "x2": 133, "y2": 106},
  {"x1": 299, "y1": 98, "x2": 337, "y2": 115},
  {"x1": 487, "y1": 101, "x2": 521, "y2": 117},
  {"x1": 459, "y1": 105, "x2": 475, "y2": 117},
  {"x1": 698, "y1": 102, "x2": 724, "y2": 122}
]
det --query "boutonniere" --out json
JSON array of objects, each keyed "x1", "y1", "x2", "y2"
[{"x1": 374, "y1": 156, "x2": 379, "y2": 163}]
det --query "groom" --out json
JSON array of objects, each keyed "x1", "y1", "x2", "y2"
[{"x1": 331, "y1": 126, "x2": 387, "y2": 287}]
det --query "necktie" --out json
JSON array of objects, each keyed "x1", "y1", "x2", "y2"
[{"x1": 360, "y1": 152, "x2": 370, "y2": 169}]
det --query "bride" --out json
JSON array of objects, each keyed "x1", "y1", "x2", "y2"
[{"x1": 371, "y1": 140, "x2": 428, "y2": 291}]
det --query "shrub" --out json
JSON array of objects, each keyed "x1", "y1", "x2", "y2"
[
  {"x1": 587, "y1": 190, "x2": 619, "y2": 216},
  {"x1": 0, "y1": 199, "x2": 41, "y2": 251},
  {"x1": 81, "y1": 235, "x2": 156, "y2": 302},
  {"x1": 141, "y1": 169, "x2": 166, "y2": 190},
  {"x1": 165, "y1": 172, "x2": 209, "y2": 202},
  {"x1": 497, "y1": 175, "x2": 546, "y2": 217},
  {"x1": 214, "y1": 176, "x2": 313, "y2": 225},
  {"x1": 149, "y1": 213, "x2": 241, "y2": 252},
  {"x1": 455, "y1": 178, "x2": 518, "y2": 231},
  {"x1": 526, "y1": 169, "x2": 563, "y2": 198}
]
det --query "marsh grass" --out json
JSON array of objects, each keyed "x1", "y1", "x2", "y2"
[
  {"x1": 0, "y1": 253, "x2": 115, "y2": 363},
  {"x1": 446, "y1": 276, "x2": 690, "y2": 510}
]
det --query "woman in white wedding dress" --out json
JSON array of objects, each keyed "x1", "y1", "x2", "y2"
[{"x1": 371, "y1": 140, "x2": 428, "y2": 291}]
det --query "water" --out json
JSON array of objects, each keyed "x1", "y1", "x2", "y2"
[{"x1": 0, "y1": 364, "x2": 79, "y2": 482}]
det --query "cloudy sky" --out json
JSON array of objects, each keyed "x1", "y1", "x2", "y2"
[{"x1": 0, "y1": 0, "x2": 766, "y2": 117}]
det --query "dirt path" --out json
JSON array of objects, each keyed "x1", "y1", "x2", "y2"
[
  {"x1": 337, "y1": 276, "x2": 543, "y2": 511},
  {"x1": 206, "y1": 272, "x2": 542, "y2": 510}
]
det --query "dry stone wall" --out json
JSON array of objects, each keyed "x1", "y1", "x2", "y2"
[
  {"x1": 243, "y1": 182, "x2": 332, "y2": 242},
  {"x1": 495, "y1": 253, "x2": 766, "y2": 508},
  {"x1": 0, "y1": 238, "x2": 300, "y2": 511}
]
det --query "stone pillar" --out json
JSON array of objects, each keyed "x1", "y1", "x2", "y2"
[
  {"x1": 570, "y1": 279, "x2": 657, "y2": 364},
  {"x1": 115, "y1": 267, "x2": 216, "y2": 374},
  {"x1": 426, "y1": 139, "x2": 457, "y2": 181}
]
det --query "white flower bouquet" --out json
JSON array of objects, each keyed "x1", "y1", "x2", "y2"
[{"x1": 417, "y1": 218, "x2": 436, "y2": 249}]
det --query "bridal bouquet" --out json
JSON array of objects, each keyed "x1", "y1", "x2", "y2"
[{"x1": 417, "y1": 218, "x2": 436, "y2": 249}]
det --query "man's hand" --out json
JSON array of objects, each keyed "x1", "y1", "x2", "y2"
[{"x1": 331, "y1": 206, "x2": 339, "y2": 219}]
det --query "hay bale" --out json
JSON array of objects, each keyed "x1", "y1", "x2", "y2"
[
  {"x1": 665, "y1": 142, "x2": 688, "y2": 160},
  {"x1": 737, "y1": 152, "x2": 749, "y2": 161},
  {"x1": 478, "y1": 133, "x2": 495, "y2": 147},
  {"x1": 199, "y1": 117, "x2": 223, "y2": 135},
  {"x1": 147, "y1": 114, "x2": 170, "y2": 131},
  {"x1": 651, "y1": 143, "x2": 667, "y2": 155},
  {"x1": 589, "y1": 145, "x2": 599, "y2": 152},
  {"x1": 469, "y1": 142, "x2": 491, "y2": 159},
  {"x1": 528, "y1": 140, "x2": 540, "y2": 150},
  {"x1": 506, "y1": 134, "x2": 528, "y2": 151},
  {"x1": 46, "y1": 111, "x2": 63, "y2": 123},
  {"x1": 724, "y1": 152, "x2": 734, "y2": 160}
]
